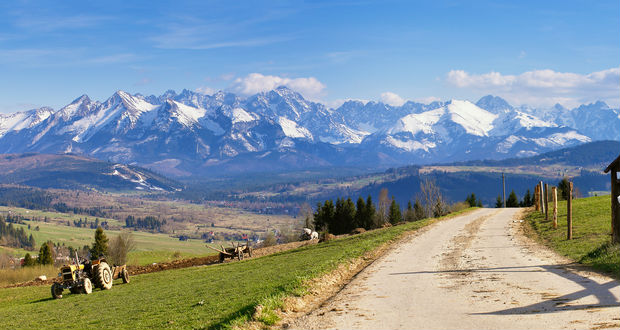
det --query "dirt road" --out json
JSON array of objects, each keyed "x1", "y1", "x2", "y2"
[{"x1": 289, "y1": 208, "x2": 620, "y2": 329}]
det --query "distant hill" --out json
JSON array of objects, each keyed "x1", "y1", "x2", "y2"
[
  {"x1": 0, "y1": 153, "x2": 181, "y2": 192},
  {"x1": 450, "y1": 140, "x2": 620, "y2": 168}
]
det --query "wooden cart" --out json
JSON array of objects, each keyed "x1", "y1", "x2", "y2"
[{"x1": 206, "y1": 241, "x2": 253, "y2": 263}]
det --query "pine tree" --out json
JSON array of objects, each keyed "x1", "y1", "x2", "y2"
[
  {"x1": 23, "y1": 252, "x2": 34, "y2": 267},
  {"x1": 313, "y1": 201, "x2": 326, "y2": 231},
  {"x1": 404, "y1": 201, "x2": 415, "y2": 222},
  {"x1": 388, "y1": 197, "x2": 402, "y2": 224},
  {"x1": 28, "y1": 234, "x2": 35, "y2": 249},
  {"x1": 413, "y1": 198, "x2": 424, "y2": 221},
  {"x1": 506, "y1": 190, "x2": 519, "y2": 207},
  {"x1": 558, "y1": 177, "x2": 570, "y2": 200},
  {"x1": 465, "y1": 193, "x2": 478, "y2": 207},
  {"x1": 336, "y1": 197, "x2": 356, "y2": 234},
  {"x1": 363, "y1": 195, "x2": 376, "y2": 229},
  {"x1": 354, "y1": 197, "x2": 366, "y2": 228},
  {"x1": 90, "y1": 226, "x2": 109, "y2": 258},
  {"x1": 37, "y1": 242, "x2": 53, "y2": 265},
  {"x1": 495, "y1": 195, "x2": 503, "y2": 208},
  {"x1": 523, "y1": 189, "x2": 532, "y2": 207}
]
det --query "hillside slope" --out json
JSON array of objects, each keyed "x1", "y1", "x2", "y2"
[{"x1": 0, "y1": 153, "x2": 181, "y2": 192}]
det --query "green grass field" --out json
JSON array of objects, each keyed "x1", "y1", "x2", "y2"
[
  {"x1": 0, "y1": 210, "x2": 467, "y2": 330},
  {"x1": 525, "y1": 195, "x2": 619, "y2": 277}
]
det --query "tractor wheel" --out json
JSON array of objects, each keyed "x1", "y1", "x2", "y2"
[
  {"x1": 81, "y1": 278, "x2": 92, "y2": 294},
  {"x1": 237, "y1": 250, "x2": 244, "y2": 261},
  {"x1": 51, "y1": 283, "x2": 63, "y2": 299},
  {"x1": 121, "y1": 268, "x2": 130, "y2": 284},
  {"x1": 93, "y1": 262, "x2": 113, "y2": 290},
  {"x1": 248, "y1": 247, "x2": 252, "y2": 258}
]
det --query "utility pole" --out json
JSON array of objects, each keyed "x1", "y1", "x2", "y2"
[{"x1": 502, "y1": 173, "x2": 506, "y2": 208}]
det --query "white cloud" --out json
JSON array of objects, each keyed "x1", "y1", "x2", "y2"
[
  {"x1": 228, "y1": 73, "x2": 326, "y2": 100},
  {"x1": 415, "y1": 96, "x2": 441, "y2": 104},
  {"x1": 380, "y1": 92, "x2": 406, "y2": 106},
  {"x1": 195, "y1": 86, "x2": 216, "y2": 95},
  {"x1": 446, "y1": 68, "x2": 620, "y2": 108}
]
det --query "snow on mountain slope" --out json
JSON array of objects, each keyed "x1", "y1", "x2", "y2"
[
  {"x1": 446, "y1": 100, "x2": 497, "y2": 137},
  {"x1": 389, "y1": 108, "x2": 444, "y2": 135},
  {"x1": 0, "y1": 108, "x2": 53, "y2": 137},
  {"x1": 278, "y1": 116, "x2": 313, "y2": 139},
  {"x1": 0, "y1": 89, "x2": 616, "y2": 176}
]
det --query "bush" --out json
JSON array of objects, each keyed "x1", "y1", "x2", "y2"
[
  {"x1": 108, "y1": 231, "x2": 136, "y2": 265},
  {"x1": 261, "y1": 232, "x2": 277, "y2": 247}
]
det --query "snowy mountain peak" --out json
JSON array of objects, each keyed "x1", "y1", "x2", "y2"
[
  {"x1": 475, "y1": 95, "x2": 513, "y2": 112},
  {"x1": 0, "y1": 88, "x2": 617, "y2": 176}
]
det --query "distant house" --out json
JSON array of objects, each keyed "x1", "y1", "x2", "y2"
[{"x1": 604, "y1": 154, "x2": 620, "y2": 244}]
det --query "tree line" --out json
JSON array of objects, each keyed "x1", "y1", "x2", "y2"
[
  {"x1": 0, "y1": 217, "x2": 35, "y2": 250},
  {"x1": 495, "y1": 178, "x2": 574, "y2": 208},
  {"x1": 125, "y1": 215, "x2": 166, "y2": 231},
  {"x1": 311, "y1": 179, "x2": 445, "y2": 235}
]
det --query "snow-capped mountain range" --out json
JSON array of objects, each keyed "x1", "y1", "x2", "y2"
[{"x1": 0, "y1": 87, "x2": 617, "y2": 177}]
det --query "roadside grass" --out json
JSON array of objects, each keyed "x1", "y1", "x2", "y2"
[
  {"x1": 525, "y1": 195, "x2": 619, "y2": 278},
  {"x1": 0, "y1": 208, "x2": 474, "y2": 330}
]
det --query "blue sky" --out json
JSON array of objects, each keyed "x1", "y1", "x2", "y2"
[{"x1": 0, "y1": 0, "x2": 618, "y2": 113}]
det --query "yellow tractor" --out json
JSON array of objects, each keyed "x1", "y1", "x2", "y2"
[{"x1": 51, "y1": 252, "x2": 129, "y2": 299}]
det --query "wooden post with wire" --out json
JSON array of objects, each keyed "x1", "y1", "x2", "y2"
[
  {"x1": 544, "y1": 183, "x2": 549, "y2": 221},
  {"x1": 567, "y1": 181, "x2": 573, "y2": 240},
  {"x1": 539, "y1": 181, "x2": 545, "y2": 214},
  {"x1": 552, "y1": 186, "x2": 558, "y2": 229}
]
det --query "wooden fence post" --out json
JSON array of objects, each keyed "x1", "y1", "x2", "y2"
[
  {"x1": 567, "y1": 182, "x2": 573, "y2": 240},
  {"x1": 539, "y1": 181, "x2": 545, "y2": 214},
  {"x1": 534, "y1": 184, "x2": 540, "y2": 211},
  {"x1": 552, "y1": 186, "x2": 558, "y2": 229},
  {"x1": 544, "y1": 183, "x2": 549, "y2": 221}
]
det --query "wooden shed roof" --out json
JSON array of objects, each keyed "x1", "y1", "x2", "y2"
[{"x1": 605, "y1": 153, "x2": 620, "y2": 173}]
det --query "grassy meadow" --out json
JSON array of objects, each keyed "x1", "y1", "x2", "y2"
[
  {"x1": 0, "y1": 210, "x2": 471, "y2": 330},
  {"x1": 525, "y1": 195, "x2": 619, "y2": 277}
]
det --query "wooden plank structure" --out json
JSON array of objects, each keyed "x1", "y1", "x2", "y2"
[{"x1": 604, "y1": 154, "x2": 620, "y2": 244}]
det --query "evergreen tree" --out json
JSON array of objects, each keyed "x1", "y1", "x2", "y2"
[
  {"x1": 495, "y1": 195, "x2": 503, "y2": 208},
  {"x1": 465, "y1": 193, "x2": 478, "y2": 207},
  {"x1": 354, "y1": 197, "x2": 366, "y2": 228},
  {"x1": 558, "y1": 177, "x2": 570, "y2": 200},
  {"x1": 23, "y1": 252, "x2": 34, "y2": 267},
  {"x1": 404, "y1": 201, "x2": 415, "y2": 222},
  {"x1": 363, "y1": 195, "x2": 376, "y2": 229},
  {"x1": 506, "y1": 190, "x2": 519, "y2": 207},
  {"x1": 90, "y1": 226, "x2": 109, "y2": 258},
  {"x1": 477, "y1": 199, "x2": 483, "y2": 207},
  {"x1": 523, "y1": 189, "x2": 532, "y2": 207},
  {"x1": 388, "y1": 197, "x2": 402, "y2": 224},
  {"x1": 37, "y1": 242, "x2": 53, "y2": 265},
  {"x1": 333, "y1": 197, "x2": 356, "y2": 234},
  {"x1": 28, "y1": 234, "x2": 35, "y2": 249},
  {"x1": 313, "y1": 201, "x2": 326, "y2": 231},
  {"x1": 413, "y1": 198, "x2": 425, "y2": 221}
]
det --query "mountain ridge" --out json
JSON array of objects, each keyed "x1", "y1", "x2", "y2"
[{"x1": 0, "y1": 88, "x2": 617, "y2": 177}]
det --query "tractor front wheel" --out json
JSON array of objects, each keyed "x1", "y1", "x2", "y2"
[
  {"x1": 121, "y1": 268, "x2": 130, "y2": 284},
  {"x1": 51, "y1": 283, "x2": 63, "y2": 299}
]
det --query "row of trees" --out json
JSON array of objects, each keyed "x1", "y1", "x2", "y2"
[
  {"x1": 125, "y1": 215, "x2": 166, "y2": 232},
  {"x1": 496, "y1": 178, "x2": 576, "y2": 208},
  {"x1": 0, "y1": 217, "x2": 35, "y2": 250},
  {"x1": 312, "y1": 180, "x2": 441, "y2": 235}
]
